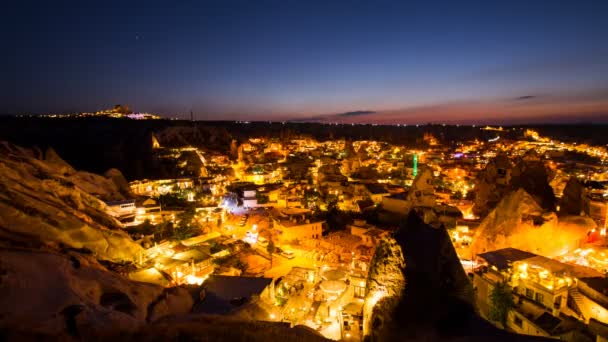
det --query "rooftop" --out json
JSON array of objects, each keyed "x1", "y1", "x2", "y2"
[
  {"x1": 387, "y1": 192, "x2": 408, "y2": 200},
  {"x1": 364, "y1": 183, "x2": 389, "y2": 195},
  {"x1": 477, "y1": 248, "x2": 537, "y2": 270}
]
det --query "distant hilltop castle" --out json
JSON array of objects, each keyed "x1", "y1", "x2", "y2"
[
  {"x1": 110, "y1": 104, "x2": 131, "y2": 114},
  {"x1": 42, "y1": 104, "x2": 161, "y2": 120}
]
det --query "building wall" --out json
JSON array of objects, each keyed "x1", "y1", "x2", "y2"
[
  {"x1": 243, "y1": 190, "x2": 256, "y2": 198},
  {"x1": 507, "y1": 310, "x2": 550, "y2": 337},
  {"x1": 584, "y1": 197, "x2": 608, "y2": 228},
  {"x1": 382, "y1": 197, "x2": 409, "y2": 214},
  {"x1": 514, "y1": 279, "x2": 568, "y2": 313},
  {"x1": 278, "y1": 222, "x2": 323, "y2": 242},
  {"x1": 577, "y1": 291, "x2": 608, "y2": 324},
  {"x1": 243, "y1": 198, "x2": 258, "y2": 208},
  {"x1": 108, "y1": 201, "x2": 136, "y2": 218},
  {"x1": 473, "y1": 272, "x2": 494, "y2": 319},
  {"x1": 370, "y1": 193, "x2": 389, "y2": 205}
]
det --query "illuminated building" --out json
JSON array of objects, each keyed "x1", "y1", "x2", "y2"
[
  {"x1": 474, "y1": 248, "x2": 608, "y2": 339},
  {"x1": 349, "y1": 220, "x2": 390, "y2": 246},
  {"x1": 130, "y1": 178, "x2": 195, "y2": 197},
  {"x1": 104, "y1": 199, "x2": 136, "y2": 223},
  {"x1": 272, "y1": 209, "x2": 324, "y2": 242},
  {"x1": 583, "y1": 181, "x2": 608, "y2": 228}
]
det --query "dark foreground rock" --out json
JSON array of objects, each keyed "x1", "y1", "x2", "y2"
[{"x1": 363, "y1": 211, "x2": 548, "y2": 341}]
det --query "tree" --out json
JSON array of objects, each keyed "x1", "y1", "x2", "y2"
[
  {"x1": 489, "y1": 281, "x2": 514, "y2": 327},
  {"x1": 451, "y1": 191, "x2": 463, "y2": 200},
  {"x1": 326, "y1": 194, "x2": 339, "y2": 212},
  {"x1": 302, "y1": 188, "x2": 320, "y2": 209},
  {"x1": 172, "y1": 208, "x2": 199, "y2": 241},
  {"x1": 267, "y1": 239, "x2": 276, "y2": 267},
  {"x1": 132, "y1": 219, "x2": 155, "y2": 235},
  {"x1": 256, "y1": 192, "x2": 269, "y2": 204}
]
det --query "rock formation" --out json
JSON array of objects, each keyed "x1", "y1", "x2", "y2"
[
  {"x1": 0, "y1": 141, "x2": 327, "y2": 341},
  {"x1": 406, "y1": 167, "x2": 435, "y2": 208},
  {"x1": 473, "y1": 154, "x2": 512, "y2": 217},
  {"x1": 362, "y1": 211, "x2": 530, "y2": 341},
  {"x1": 362, "y1": 236, "x2": 406, "y2": 337},
  {"x1": 471, "y1": 189, "x2": 594, "y2": 257},
  {"x1": 0, "y1": 142, "x2": 142, "y2": 262},
  {"x1": 510, "y1": 157, "x2": 556, "y2": 212},
  {"x1": 44, "y1": 147, "x2": 76, "y2": 175},
  {"x1": 0, "y1": 247, "x2": 193, "y2": 340},
  {"x1": 473, "y1": 153, "x2": 556, "y2": 217},
  {"x1": 104, "y1": 168, "x2": 134, "y2": 199},
  {"x1": 559, "y1": 177, "x2": 585, "y2": 216}
]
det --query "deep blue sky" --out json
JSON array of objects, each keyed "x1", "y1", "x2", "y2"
[{"x1": 2, "y1": 0, "x2": 608, "y2": 123}]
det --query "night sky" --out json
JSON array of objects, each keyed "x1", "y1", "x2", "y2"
[{"x1": 2, "y1": 0, "x2": 608, "y2": 124}]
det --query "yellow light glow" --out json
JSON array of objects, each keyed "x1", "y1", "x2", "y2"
[{"x1": 185, "y1": 274, "x2": 205, "y2": 285}]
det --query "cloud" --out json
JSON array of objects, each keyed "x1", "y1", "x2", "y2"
[
  {"x1": 336, "y1": 110, "x2": 376, "y2": 117},
  {"x1": 514, "y1": 95, "x2": 537, "y2": 101},
  {"x1": 289, "y1": 109, "x2": 377, "y2": 122}
]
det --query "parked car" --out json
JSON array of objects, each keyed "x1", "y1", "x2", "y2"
[{"x1": 281, "y1": 250, "x2": 295, "y2": 259}]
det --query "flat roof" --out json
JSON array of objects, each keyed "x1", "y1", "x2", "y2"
[
  {"x1": 387, "y1": 192, "x2": 408, "y2": 200},
  {"x1": 172, "y1": 248, "x2": 212, "y2": 262},
  {"x1": 477, "y1": 248, "x2": 537, "y2": 270},
  {"x1": 105, "y1": 199, "x2": 136, "y2": 205},
  {"x1": 522, "y1": 255, "x2": 602, "y2": 278},
  {"x1": 479, "y1": 248, "x2": 604, "y2": 278},
  {"x1": 365, "y1": 183, "x2": 389, "y2": 194}
]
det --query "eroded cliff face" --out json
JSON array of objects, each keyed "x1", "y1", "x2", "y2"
[
  {"x1": 471, "y1": 188, "x2": 593, "y2": 257},
  {"x1": 0, "y1": 141, "x2": 326, "y2": 341},
  {"x1": 0, "y1": 142, "x2": 142, "y2": 262},
  {"x1": 362, "y1": 237, "x2": 406, "y2": 338},
  {"x1": 0, "y1": 247, "x2": 193, "y2": 340}
]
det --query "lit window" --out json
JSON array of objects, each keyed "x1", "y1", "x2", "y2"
[
  {"x1": 535, "y1": 292, "x2": 544, "y2": 304},
  {"x1": 555, "y1": 295, "x2": 562, "y2": 308}
]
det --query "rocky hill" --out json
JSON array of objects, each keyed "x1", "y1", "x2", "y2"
[
  {"x1": 0, "y1": 243, "x2": 327, "y2": 341},
  {"x1": 0, "y1": 246, "x2": 193, "y2": 340},
  {"x1": 471, "y1": 188, "x2": 594, "y2": 257},
  {"x1": 0, "y1": 142, "x2": 141, "y2": 262},
  {"x1": 0, "y1": 142, "x2": 329, "y2": 341}
]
